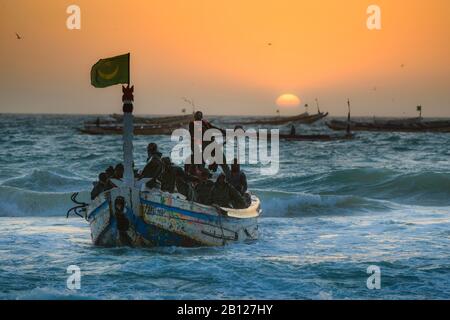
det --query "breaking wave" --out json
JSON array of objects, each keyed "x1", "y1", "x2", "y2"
[
  {"x1": 1, "y1": 169, "x2": 90, "y2": 192},
  {"x1": 0, "y1": 186, "x2": 90, "y2": 217},
  {"x1": 255, "y1": 189, "x2": 394, "y2": 217},
  {"x1": 313, "y1": 169, "x2": 450, "y2": 206},
  {"x1": 0, "y1": 168, "x2": 448, "y2": 217}
]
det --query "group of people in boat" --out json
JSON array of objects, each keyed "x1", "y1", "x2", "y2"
[
  {"x1": 91, "y1": 143, "x2": 250, "y2": 210},
  {"x1": 91, "y1": 110, "x2": 251, "y2": 209}
]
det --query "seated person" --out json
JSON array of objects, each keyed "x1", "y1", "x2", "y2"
[
  {"x1": 208, "y1": 161, "x2": 230, "y2": 180},
  {"x1": 228, "y1": 158, "x2": 248, "y2": 195},
  {"x1": 91, "y1": 172, "x2": 109, "y2": 200},
  {"x1": 175, "y1": 167, "x2": 196, "y2": 201},
  {"x1": 160, "y1": 157, "x2": 176, "y2": 193},
  {"x1": 146, "y1": 143, "x2": 162, "y2": 162},
  {"x1": 141, "y1": 146, "x2": 163, "y2": 179},
  {"x1": 113, "y1": 163, "x2": 124, "y2": 180},
  {"x1": 211, "y1": 174, "x2": 247, "y2": 209},
  {"x1": 195, "y1": 171, "x2": 215, "y2": 205},
  {"x1": 105, "y1": 166, "x2": 115, "y2": 178}
]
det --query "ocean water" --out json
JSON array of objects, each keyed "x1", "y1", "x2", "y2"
[{"x1": 0, "y1": 114, "x2": 449, "y2": 300}]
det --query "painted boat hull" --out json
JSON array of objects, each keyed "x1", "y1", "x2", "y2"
[{"x1": 87, "y1": 186, "x2": 260, "y2": 247}]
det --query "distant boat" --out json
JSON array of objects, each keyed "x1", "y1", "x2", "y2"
[
  {"x1": 326, "y1": 118, "x2": 450, "y2": 133},
  {"x1": 80, "y1": 113, "x2": 193, "y2": 135},
  {"x1": 237, "y1": 112, "x2": 329, "y2": 126},
  {"x1": 278, "y1": 133, "x2": 354, "y2": 141},
  {"x1": 79, "y1": 123, "x2": 180, "y2": 135},
  {"x1": 110, "y1": 113, "x2": 193, "y2": 126}
]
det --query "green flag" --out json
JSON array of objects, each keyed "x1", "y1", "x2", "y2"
[{"x1": 91, "y1": 53, "x2": 130, "y2": 88}]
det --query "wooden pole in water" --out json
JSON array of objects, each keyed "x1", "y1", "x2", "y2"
[{"x1": 346, "y1": 99, "x2": 351, "y2": 135}]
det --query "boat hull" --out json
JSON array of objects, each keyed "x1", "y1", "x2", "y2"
[
  {"x1": 327, "y1": 119, "x2": 450, "y2": 133},
  {"x1": 238, "y1": 112, "x2": 328, "y2": 126},
  {"x1": 87, "y1": 187, "x2": 260, "y2": 247}
]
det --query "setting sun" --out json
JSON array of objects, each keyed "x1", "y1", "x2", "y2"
[{"x1": 276, "y1": 94, "x2": 301, "y2": 108}]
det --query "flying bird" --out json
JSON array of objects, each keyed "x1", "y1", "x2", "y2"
[{"x1": 15, "y1": 32, "x2": 22, "y2": 40}]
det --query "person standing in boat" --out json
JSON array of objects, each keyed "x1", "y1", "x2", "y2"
[
  {"x1": 290, "y1": 125, "x2": 296, "y2": 136},
  {"x1": 189, "y1": 111, "x2": 224, "y2": 166}
]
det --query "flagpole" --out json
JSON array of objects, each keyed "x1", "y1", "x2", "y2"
[
  {"x1": 122, "y1": 53, "x2": 134, "y2": 187},
  {"x1": 127, "y1": 53, "x2": 130, "y2": 86}
]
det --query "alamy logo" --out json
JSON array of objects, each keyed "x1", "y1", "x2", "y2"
[
  {"x1": 366, "y1": 5, "x2": 382, "y2": 30},
  {"x1": 66, "y1": 265, "x2": 81, "y2": 290},
  {"x1": 66, "y1": 5, "x2": 81, "y2": 30},
  {"x1": 170, "y1": 122, "x2": 280, "y2": 175},
  {"x1": 366, "y1": 265, "x2": 381, "y2": 290}
]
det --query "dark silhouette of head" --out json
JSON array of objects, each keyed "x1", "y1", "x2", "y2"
[
  {"x1": 99, "y1": 172, "x2": 108, "y2": 184},
  {"x1": 194, "y1": 111, "x2": 203, "y2": 121},
  {"x1": 114, "y1": 163, "x2": 124, "y2": 179},
  {"x1": 105, "y1": 166, "x2": 115, "y2": 177},
  {"x1": 147, "y1": 143, "x2": 158, "y2": 154}
]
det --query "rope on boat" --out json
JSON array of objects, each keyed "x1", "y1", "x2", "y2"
[
  {"x1": 213, "y1": 205, "x2": 227, "y2": 245},
  {"x1": 66, "y1": 192, "x2": 89, "y2": 219}
]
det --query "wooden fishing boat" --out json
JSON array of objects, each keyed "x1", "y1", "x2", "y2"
[
  {"x1": 78, "y1": 124, "x2": 180, "y2": 135},
  {"x1": 111, "y1": 113, "x2": 193, "y2": 126},
  {"x1": 85, "y1": 184, "x2": 260, "y2": 247},
  {"x1": 278, "y1": 133, "x2": 354, "y2": 141},
  {"x1": 238, "y1": 112, "x2": 328, "y2": 126},
  {"x1": 326, "y1": 118, "x2": 450, "y2": 133},
  {"x1": 69, "y1": 85, "x2": 262, "y2": 248},
  {"x1": 83, "y1": 114, "x2": 193, "y2": 131}
]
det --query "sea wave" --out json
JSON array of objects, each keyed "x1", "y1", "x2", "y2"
[
  {"x1": 1, "y1": 169, "x2": 90, "y2": 193},
  {"x1": 1, "y1": 167, "x2": 448, "y2": 217},
  {"x1": 255, "y1": 168, "x2": 450, "y2": 207},
  {"x1": 0, "y1": 185, "x2": 90, "y2": 217},
  {"x1": 255, "y1": 189, "x2": 394, "y2": 217},
  {"x1": 0, "y1": 182, "x2": 391, "y2": 218},
  {"x1": 314, "y1": 169, "x2": 450, "y2": 206}
]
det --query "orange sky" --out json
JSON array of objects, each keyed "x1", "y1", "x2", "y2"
[{"x1": 1, "y1": 0, "x2": 449, "y2": 116}]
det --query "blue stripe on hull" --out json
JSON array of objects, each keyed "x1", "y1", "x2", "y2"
[
  {"x1": 94, "y1": 205, "x2": 206, "y2": 247},
  {"x1": 140, "y1": 198, "x2": 222, "y2": 223}
]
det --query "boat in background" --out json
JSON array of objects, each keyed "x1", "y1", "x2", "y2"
[
  {"x1": 327, "y1": 103, "x2": 450, "y2": 133},
  {"x1": 79, "y1": 123, "x2": 181, "y2": 135},
  {"x1": 279, "y1": 133, "x2": 354, "y2": 141},
  {"x1": 236, "y1": 111, "x2": 328, "y2": 126},
  {"x1": 327, "y1": 118, "x2": 450, "y2": 133},
  {"x1": 110, "y1": 113, "x2": 193, "y2": 126},
  {"x1": 80, "y1": 113, "x2": 193, "y2": 135}
]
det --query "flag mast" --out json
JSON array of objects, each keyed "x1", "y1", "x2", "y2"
[{"x1": 122, "y1": 53, "x2": 134, "y2": 187}]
